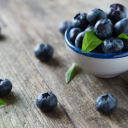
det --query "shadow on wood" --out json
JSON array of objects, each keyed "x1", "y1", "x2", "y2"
[
  {"x1": 0, "y1": 34, "x2": 7, "y2": 41},
  {"x1": 43, "y1": 106, "x2": 65, "y2": 119},
  {"x1": 109, "y1": 107, "x2": 128, "y2": 123},
  {"x1": 0, "y1": 92, "x2": 18, "y2": 105},
  {"x1": 6, "y1": 92, "x2": 18, "y2": 105},
  {"x1": 40, "y1": 57, "x2": 61, "y2": 67}
]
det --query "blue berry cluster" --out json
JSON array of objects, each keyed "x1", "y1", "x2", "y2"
[{"x1": 68, "y1": 3, "x2": 128, "y2": 53}]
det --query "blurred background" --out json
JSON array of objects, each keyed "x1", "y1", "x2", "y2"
[{"x1": 0, "y1": 0, "x2": 128, "y2": 37}]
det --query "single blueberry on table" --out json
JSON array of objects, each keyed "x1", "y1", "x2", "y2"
[
  {"x1": 58, "y1": 21, "x2": 71, "y2": 35},
  {"x1": 101, "y1": 37, "x2": 124, "y2": 53},
  {"x1": 95, "y1": 93, "x2": 118, "y2": 115},
  {"x1": 0, "y1": 79, "x2": 12, "y2": 97},
  {"x1": 87, "y1": 9, "x2": 107, "y2": 25},
  {"x1": 114, "y1": 18, "x2": 128, "y2": 36},
  {"x1": 122, "y1": 39, "x2": 128, "y2": 52},
  {"x1": 85, "y1": 25, "x2": 94, "y2": 32},
  {"x1": 106, "y1": 3, "x2": 127, "y2": 23},
  {"x1": 94, "y1": 19, "x2": 113, "y2": 39},
  {"x1": 75, "y1": 31, "x2": 85, "y2": 49},
  {"x1": 36, "y1": 92, "x2": 58, "y2": 112},
  {"x1": 71, "y1": 13, "x2": 89, "y2": 30},
  {"x1": 34, "y1": 44, "x2": 53, "y2": 62},
  {"x1": 69, "y1": 28, "x2": 82, "y2": 44}
]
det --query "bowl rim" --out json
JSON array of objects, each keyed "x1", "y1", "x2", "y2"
[{"x1": 65, "y1": 26, "x2": 128, "y2": 59}]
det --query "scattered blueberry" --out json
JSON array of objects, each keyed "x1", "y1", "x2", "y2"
[
  {"x1": 75, "y1": 31, "x2": 85, "y2": 49},
  {"x1": 34, "y1": 44, "x2": 53, "y2": 62},
  {"x1": 122, "y1": 39, "x2": 128, "y2": 52},
  {"x1": 71, "y1": 13, "x2": 89, "y2": 30},
  {"x1": 87, "y1": 9, "x2": 107, "y2": 25},
  {"x1": 101, "y1": 37, "x2": 124, "y2": 53},
  {"x1": 69, "y1": 28, "x2": 82, "y2": 44},
  {"x1": 85, "y1": 25, "x2": 94, "y2": 32},
  {"x1": 36, "y1": 92, "x2": 57, "y2": 112},
  {"x1": 94, "y1": 19, "x2": 113, "y2": 39},
  {"x1": 106, "y1": 4, "x2": 127, "y2": 23},
  {"x1": 58, "y1": 21, "x2": 71, "y2": 35},
  {"x1": 0, "y1": 79, "x2": 12, "y2": 97},
  {"x1": 114, "y1": 18, "x2": 128, "y2": 36},
  {"x1": 95, "y1": 93, "x2": 118, "y2": 115}
]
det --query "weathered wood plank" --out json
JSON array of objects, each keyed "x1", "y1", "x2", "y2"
[
  {"x1": 0, "y1": 11, "x2": 74, "y2": 128},
  {"x1": 1, "y1": 0, "x2": 128, "y2": 128}
]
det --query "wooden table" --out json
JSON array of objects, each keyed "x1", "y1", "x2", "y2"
[{"x1": 0, "y1": 0, "x2": 128, "y2": 128}]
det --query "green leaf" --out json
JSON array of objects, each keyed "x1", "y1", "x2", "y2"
[
  {"x1": 65, "y1": 63, "x2": 81, "y2": 83},
  {"x1": 0, "y1": 99, "x2": 5, "y2": 106},
  {"x1": 82, "y1": 29, "x2": 103, "y2": 53},
  {"x1": 117, "y1": 33, "x2": 128, "y2": 40},
  {"x1": 65, "y1": 63, "x2": 76, "y2": 83},
  {"x1": 90, "y1": 29, "x2": 95, "y2": 34}
]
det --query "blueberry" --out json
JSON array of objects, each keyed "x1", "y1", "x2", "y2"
[
  {"x1": 122, "y1": 39, "x2": 128, "y2": 52},
  {"x1": 58, "y1": 21, "x2": 71, "y2": 35},
  {"x1": 69, "y1": 28, "x2": 82, "y2": 44},
  {"x1": 36, "y1": 92, "x2": 57, "y2": 112},
  {"x1": 85, "y1": 25, "x2": 94, "y2": 32},
  {"x1": 34, "y1": 44, "x2": 53, "y2": 62},
  {"x1": 106, "y1": 4, "x2": 127, "y2": 23},
  {"x1": 87, "y1": 9, "x2": 107, "y2": 25},
  {"x1": 71, "y1": 13, "x2": 89, "y2": 30},
  {"x1": 95, "y1": 93, "x2": 118, "y2": 115},
  {"x1": 114, "y1": 18, "x2": 128, "y2": 36},
  {"x1": 75, "y1": 31, "x2": 85, "y2": 49},
  {"x1": 101, "y1": 37, "x2": 124, "y2": 53},
  {"x1": 0, "y1": 79, "x2": 12, "y2": 97},
  {"x1": 94, "y1": 19, "x2": 113, "y2": 39}
]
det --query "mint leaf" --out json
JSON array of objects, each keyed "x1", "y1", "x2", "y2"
[
  {"x1": 90, "y1": 29, "x2": 95, "y2": 34},
  {"x1": 82, "y1": 29, "x2": 103, "y2": 53},
  {"x1": 65, "y1": 63, "x2": 81, "y2": 83},
  {"x1": 117, "y1": 33, "x2": 128, "y2": 39},
  {"x1": 0, "y1": 99, "x2": 5, "y2": 106},
  {"x1": 65, "y1": 63, "x2": 76, "y2": 83}
]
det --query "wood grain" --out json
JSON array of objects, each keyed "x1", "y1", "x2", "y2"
[
  {"x1": 0, "y1": 10, "x2": 74, "y2": 128},
  {"x1": 0, "y1": 0, "x2": 128, "y2": 128}
]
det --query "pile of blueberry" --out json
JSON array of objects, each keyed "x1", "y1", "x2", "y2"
[{"x1": 60, "y1": 3, "x2": 128, "y2": 54}]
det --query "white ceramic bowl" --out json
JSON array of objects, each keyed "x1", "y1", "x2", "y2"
[{"x1": 65, "y1": 26, "x2": 128, "y2": 78}]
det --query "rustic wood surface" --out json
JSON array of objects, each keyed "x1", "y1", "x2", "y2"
[{"x1": 0, "y1": 0, "x2": 128, "y2": 128}]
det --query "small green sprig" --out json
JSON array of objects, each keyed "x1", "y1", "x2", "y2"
[
  {"x1": 65, "y1": 63, "x2": 81, "y2": 83},
  {"x1": 0, "y1": 99, "x2": 6, "y2": 106},
  {"x1": 82, "y1": 29, "x2": 103, "y2": 53},
  {"x1": 117, "y1": 33, "x2": 128, "y2": 39}
]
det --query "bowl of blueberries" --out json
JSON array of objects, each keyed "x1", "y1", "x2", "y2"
[{"x1": 65, "y1": 3, "x2": 128, "y2": 78}]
